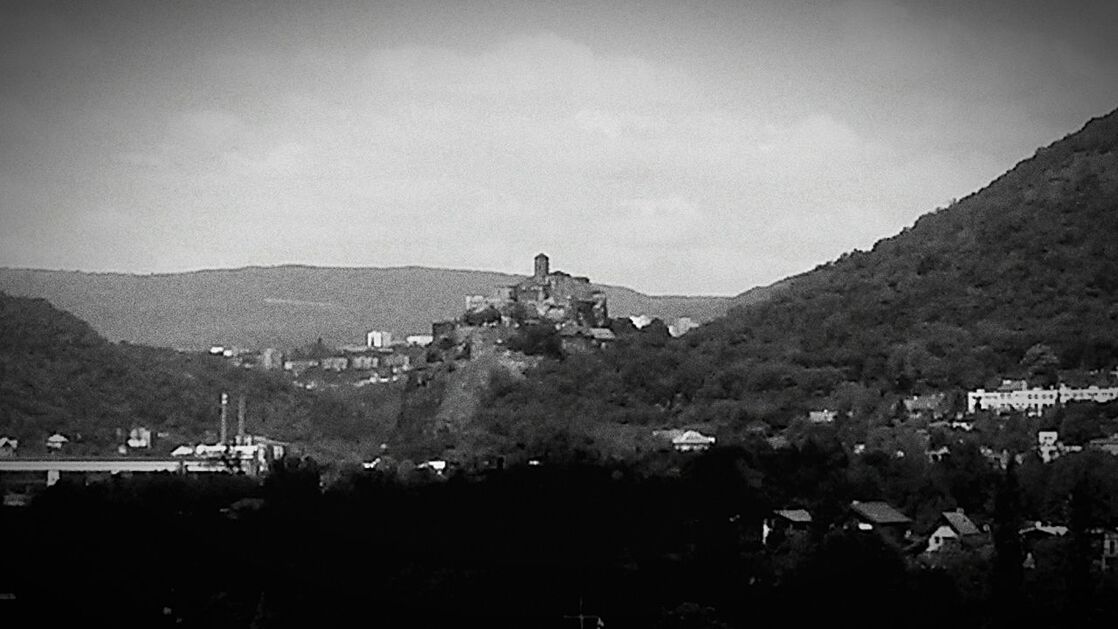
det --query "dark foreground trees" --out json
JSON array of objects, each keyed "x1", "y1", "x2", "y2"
[{"x1": 6, "y1": 445, "x2": 1118, "y2": 629}]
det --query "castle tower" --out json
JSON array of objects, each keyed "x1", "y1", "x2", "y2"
[{"x1": 533, "y1": 253, "x2": 549, "y2": 281}]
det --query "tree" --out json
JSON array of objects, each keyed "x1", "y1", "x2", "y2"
[
  {"x1": 1021, "y1": 343, "x2": 1060, "y2": 387},
  {"x1": 463, "y1": 306, "x2": 501, "y2": 326},
  {"x1": 991, "y1": 459, "x2": 1024, "y2": 627}
]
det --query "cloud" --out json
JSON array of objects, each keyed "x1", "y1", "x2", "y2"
[
  {"x1": 3, "y1": 3, "x2": 1116, "y2": 294},
  {"x1": 90, "y1": 32, "x2": 981, "y2": 292}
]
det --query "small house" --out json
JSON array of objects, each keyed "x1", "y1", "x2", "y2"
[
  {"x1": 45, "y1": 433, "x2": 69, "y2": 451},
  {"x1": 1088, "y1": 435, "x2": 1118, "y2": 456},
  {"x1": 808, "y1": 409, "x2": 838, "y2": 423},
  {"x1": 588, "y1": 327, "x2": 617, "y2": 346},
  {"x1": 170, "y1": 445, "x2": 195, "y2": 457},
  {"x1": 763, "y1": 509, "x2": 813, "y2": 544},
  {"x1": 1100, "y1": 530, "x2": 1118, "y2": 571},
  {"x1": 850, "y1": 500, "x2": 912, "y2": 542},
  {"x1": 349, "y1": 354, "x2": 379, "y2": 371},
  {"x1": 926, "y1": 509, "x2": 983, "y2": 553},
  {"x1": 903, "y1": 393, "x2": 950, "y2": 420},
  {"x1": 283, "y1": 358, "x2": 320, "y2": 373},
  {"x1": 0, "y1": 437, "x2": 18, "y2": 457},
  {"x1": 672, "y1": 430, "x2": 716, "y2": 453},
  {"x1": 127, "y1": 427, "x2": 152, "y2": 449},
  {"x1": 926, "y1": 446, "x2": 951, "y2": 463}
]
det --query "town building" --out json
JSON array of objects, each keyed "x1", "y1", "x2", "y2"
[
  {"x1": 903, "y1": 393, "x2": 951, "y2": 420},
  {"x1": 349, "y1": 354, "x2": 379, "y2": 371},
  {"x1": 406, "y1": 334, "x2": 434, "y2": 347},
  {"x1": 320, "y1": 356, "x2": 349, "y2": 371},
  {"x1": 260, "y1": 348, "x2": 283, "y2": 370},
  {"x1": 926, "y1": 445, "x2": 951, "y2": 463},
  {"x1": 652, "y1": 429, "x2": 717, "y2": 453},
  {"x1": 45, "y1": 433, "x2": 68, "y2": 451},
  {"x1": 381, "y1": 353, "x2": 411, "y2": 374},
  {"x1": 0, "y1": 437, "x2": 17, "y2": 458},
  {"x1": 668, "y1": 317, "x2": 699, "y2": 337},
  {"x1": 559, "y1": 325, "x2": 617, "y2": 354},
  {"x1": 283, "y1": 358, "x2": 320, "y2": 374},
  {"x1": 1037, "y1": 431, "x2": 1082, "y2": 463},
  {"x1": 1102, "y1": 530, "x2": 1118, "y2": 571},
  {"x1": 808, "y1": 409, "x2": 838, "y2": 423},
  {"x1": 127, "y1": 427, "x2": 152, "y2": 449},
  {"x1": 1087, "y1": 435, "x2": 1118, "y2": 456},
  {"x1": 967, "y1": 382, "x2": 1118, "y2": 415},
  {"x1": 367, "y1": 330, "x2": 393, "y2": 348}
]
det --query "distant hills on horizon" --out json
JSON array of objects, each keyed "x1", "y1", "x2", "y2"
[{"x1": 0, "y1": 262, "x2": 767, "y2": 351}]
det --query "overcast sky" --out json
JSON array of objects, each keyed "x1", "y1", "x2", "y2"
[{"x1": 1, "y1": 0, "x2": 1116, "y2": 295}]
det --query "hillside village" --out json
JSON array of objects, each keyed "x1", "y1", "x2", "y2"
[{"x1": 2, "y1": 109, "x2": 1118, "y2": 625}]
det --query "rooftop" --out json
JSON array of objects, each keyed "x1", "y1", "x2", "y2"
[
  {"x1": 943, "y1": 510, "x2": 981, "y2": 536},
  {"x1": 851, "y1": 501, "x2": 911, "y2": 525},
  {"x1": 774, "y1": 509, "x2": 813, "y2": 523}
]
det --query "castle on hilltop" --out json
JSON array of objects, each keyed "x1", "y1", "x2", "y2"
[{"x1": 465, "y1": 253, "x2": 609, "y2": 328}]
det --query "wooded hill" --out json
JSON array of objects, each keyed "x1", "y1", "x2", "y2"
[
  {"x1": 0, "y1": 292, "x2": 400, "y2": 458},
  {"x1": 476, "y1": 108, "x2": 1118, "y2": 446}
]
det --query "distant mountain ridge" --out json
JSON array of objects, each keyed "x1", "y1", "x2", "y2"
[{"x1": 0, "y1": 264, "x2": 736, "y2": 350}]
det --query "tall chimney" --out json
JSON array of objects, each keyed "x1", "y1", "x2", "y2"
[
  {"x1": 220, "y1": 392, "x2": 229, "y2": 445},
  {"x1": 237, "y1": 395, "x2": 246, "y2": 444}
]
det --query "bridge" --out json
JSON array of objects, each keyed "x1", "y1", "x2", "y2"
[{"x1": 0, "y1": 457, "x2": 234, "y2": 487}]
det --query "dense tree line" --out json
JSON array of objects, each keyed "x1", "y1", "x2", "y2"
[{"x1": 7, "y1": 437, "x2": 1118, "y2": 628}]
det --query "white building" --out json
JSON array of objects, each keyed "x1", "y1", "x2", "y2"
[
  {"x1": 629, "y1": 314, "x2": 653, "y2": 329},
  {"x1": 967, "y1": 384, "x2": 1118, "y2": 416},
  {"x1": 808, "y1": 409, "x2": 838, "y2": 423},
  {"x1": 260, "y1": 348, "x2": 283, "y2": 370},
  {"x1": 127, "y1": 427, "x2": 152, "y2": 449},
  {"x1": 367, "y1": 330, "x2": 393, "y2": 348},
  {"x1": 406, "y1": 335, "x2": 434, "y2": 347},
  {"x1": 1037, "y1": 430, "x2": 1082, "y2": 463},
  {"x1": 45, "y1": 433, "x2": 69, "y2": 451},
  {"x1": 672, "y1": 430, "x2": 716, "y2": 452},
  {"x1": 668, "y1": 317, "x2": 700, "y2": 337}
]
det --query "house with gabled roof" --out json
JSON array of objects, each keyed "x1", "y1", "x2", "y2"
[
  {"x1": 926, "y1": 509, "x2": 984, "y2": 553},
  {"x1": 672, "y1": 430, "x2": 716, "y2": 452},
  {"x1": 0, "y1": 437, "x2": 17, "y2": 457},
  {"x1": 763, "y1": 508, "x2": 813, "y2": 544},
  {"x1": 850, "y1": 500, "x2": 912, "y2": 543}
]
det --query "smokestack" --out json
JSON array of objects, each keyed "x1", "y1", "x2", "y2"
[
  {"x1": 220, "y1": 392, "x2": 229, "y2": 445},
  {"x1": 237, "y1": 395, "x2": 246, "y2": 444}
]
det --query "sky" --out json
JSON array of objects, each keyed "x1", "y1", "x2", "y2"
[{"x1": 1, "y1": 0, "x2": 1116, "y2": 295}]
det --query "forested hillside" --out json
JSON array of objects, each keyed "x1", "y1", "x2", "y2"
[
  {"x1": 478, "y1": 109, "x2": 1118, "y2": 442},
  {"x1": 705, "y1": 107, "x2": 1118, "y2": 387},
  {"x1": 0, "y1": 293, "x2": 399, "y2": 457}
]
